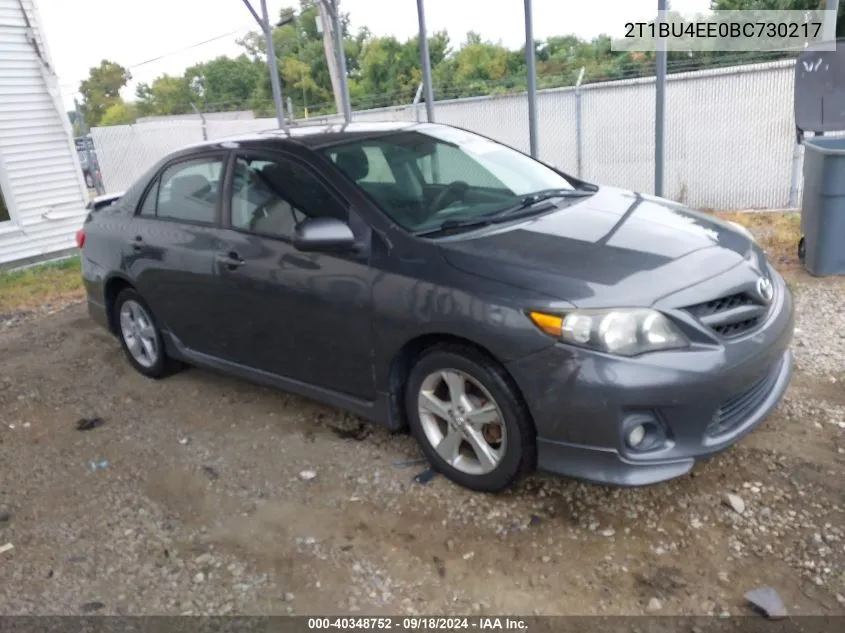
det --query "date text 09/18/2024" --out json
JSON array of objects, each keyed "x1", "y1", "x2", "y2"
[{"x1": 307, "y1": 618, "x2": 529, "y2": 631}]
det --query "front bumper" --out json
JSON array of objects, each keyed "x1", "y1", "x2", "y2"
[{"x1": 506, "y1": 266, "x2": 795, "y2": 487}]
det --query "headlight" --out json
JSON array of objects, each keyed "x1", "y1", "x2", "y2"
[
  {"x1": 529, "y1": 308, "x2": 688, "y2": 356},
  {"x1": 727, "y1": 220, "x2": 756, "y2": 243}
]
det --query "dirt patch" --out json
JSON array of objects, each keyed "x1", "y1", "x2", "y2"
[{"x1": 0, "y1": 302, "x2": 843, "y2": 616}]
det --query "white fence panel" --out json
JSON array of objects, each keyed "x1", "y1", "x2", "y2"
[
  {"x1": 90, "y1": 121, "x2": 203, "y2": 192},
  {"x1": 89, "y1": 59, "x2": 802, "y2": 210}
]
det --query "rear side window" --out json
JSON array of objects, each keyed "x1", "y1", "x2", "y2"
[{"x1": 138, "y1": 156, "x2": 224, "y2": 224}]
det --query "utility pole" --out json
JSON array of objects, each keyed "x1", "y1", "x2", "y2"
[
  {"x1": 654, "y1": 0, "x2": 667, "y2": 197},
  {"x1": 319, "y1": 0, "x2": 351, "y2": 122},
  {"x1": 241, "y1": 0, "x2": 287, "y2": 131},
  {"x1": 523, "y1": 0, "x2": 538, "y2": 157},
  {"x1": 416, "y1": 0, "x2": 435, "y2": 122},
  {"x1": 316, "y1": 0, "x2": 344, "y2": 115}
]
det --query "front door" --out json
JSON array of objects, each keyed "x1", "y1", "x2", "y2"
[{"x1": 209, "y1": 151, "x2": 375, "y2": 400}]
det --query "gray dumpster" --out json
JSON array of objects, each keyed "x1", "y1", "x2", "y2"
[{"x1": 799, "y1": 136, "x2": 845, "y2": 277}]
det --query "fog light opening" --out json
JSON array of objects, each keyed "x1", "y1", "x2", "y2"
[
  {"x1": 627, "y1": 424, "x2": 646, "y2": 448},
  {"x1": 622, "y1": 413, "x2": 668, "y2": 453}
]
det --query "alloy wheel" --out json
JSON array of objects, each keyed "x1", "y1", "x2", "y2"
[
  {"x1": 416, "y1": 369, "x2": 507, "y2": 475},
  {"x1": 119, "y1": 300, "x2": 158, "y2": 369}
]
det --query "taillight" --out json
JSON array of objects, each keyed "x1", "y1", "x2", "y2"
[{"x1": 75, "y1": 229, "x2": 85, "y2": 249}]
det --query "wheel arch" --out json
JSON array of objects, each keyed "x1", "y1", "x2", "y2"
[
  {"x1": 103, "y1": 274, "x2": 135, "y2": 335},
  {"x1": 385, "y1": 332, "x2": 534, "y2": 436}
]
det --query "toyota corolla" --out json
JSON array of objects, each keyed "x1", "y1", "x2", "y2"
[{"x1": 78, "y1": 122, "x2": 794, "y2": 492}]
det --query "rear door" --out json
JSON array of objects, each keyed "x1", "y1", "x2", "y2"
[{"x1": 126, "y1": 151, "x2": 229, "y2": 354}]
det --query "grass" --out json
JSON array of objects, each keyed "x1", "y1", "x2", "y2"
[
  {"x1": 0, "y1": 256, "x2": 84, "y2": 314},
  {"x1": 711, "y1": 210, "x2": 802, "y2": 270}
]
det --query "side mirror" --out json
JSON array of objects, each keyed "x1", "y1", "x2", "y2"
[{"x1": 293, "y1": 216, "x2": 357, "y2": 252}]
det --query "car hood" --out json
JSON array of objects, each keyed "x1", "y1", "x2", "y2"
[{"x1": 438, "y1": 186, "x2": 758, "y2": 308}]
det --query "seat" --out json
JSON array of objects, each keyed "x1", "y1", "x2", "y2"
[
  {"x1": 250, "y1": 165, "x2": 301, "y2": 237},
  {"x1": 162, "y1": 174, "x2": 212, "y2": 222},
  {"x1": 332, "y1": 147, "x2": 370, "y2": 182}
]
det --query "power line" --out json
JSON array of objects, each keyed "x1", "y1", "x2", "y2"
[{"x1": 126, "y1": 23, "x2": 255, "y2": 70}]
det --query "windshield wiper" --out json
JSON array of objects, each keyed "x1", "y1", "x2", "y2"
[
  {"x1": 413, "y1": 216, "x2": 494, "y2": 237},
  {"x1": 490, "y1": 188, "x2": 594, "y2": 219},
  {"x1": 414, "y1": 188, "x2": 596, "y2": 237}
]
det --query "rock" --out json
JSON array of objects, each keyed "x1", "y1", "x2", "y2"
[
  {"x1": 646, "y1": 597, "x2": 662, "y2": 612},
  {"x1": 80, "y1": 601, "x2": 105, "y2": 613},
  {"x1": 718, "y1": 571, "x2": 730, "y2": 585},
  {"x1": 541, "y1": 555, "x2": 551, "y2": 563},
  {"x1": 194, "y1": 553, "x2": 212, "y2": 565},
  {"x1": 601, "y1": 528, "x2": 616, "y2": 537},
  {"x1": 284, "y1": 592, "x2": 295, "y2": 602},
  {"x1": 0, "y1": 510, "x2": 11, "y2": 523},
  {"x1": 299, "y1": 469, "x2": 317, "y2": 481},
  {"x1": 723, "y1": 493, "x2": 746, "y2": 515},
  {"x1": 193, "y1": 572, "x2": 205, "y2": 584},
  {"x1": 745, "y1": 587, "x2": 787, "y2": 619}
]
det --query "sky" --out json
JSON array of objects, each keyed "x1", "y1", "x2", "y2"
[{"x1": 34, "y1": 0, "x2": 712, "y2": 111}]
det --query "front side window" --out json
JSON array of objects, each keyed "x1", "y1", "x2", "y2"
[
  {"x1": 143, "y1": 156, "x2": 224, "y2": 224},
  {"x1": 319, "y1": 124, "x2": 576, "y2": 233},
  {"x1": 229, "y1": 154, "x2": 347, "y2": 239}
]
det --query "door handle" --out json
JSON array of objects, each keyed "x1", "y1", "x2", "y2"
[
  {"x1": 129, "y1": 236, "x2": 144, "y2": 251},
  {"x1": 215, "y1": 252, "x2": 245, "y2": 270}
]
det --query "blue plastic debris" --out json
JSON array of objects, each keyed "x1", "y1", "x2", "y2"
[{"x1": 89, "y1": 460, "x2": 108, "y2": 471}]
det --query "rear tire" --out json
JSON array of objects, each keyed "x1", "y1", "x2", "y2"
[
  {"x1": 113, "y1": 289, "x2": 181, "y2": 379},
  {"x1": 404, "y1": 345, "x2": 536, "y2": 493}
]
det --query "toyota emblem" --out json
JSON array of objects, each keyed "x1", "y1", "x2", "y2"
[{"x1": 757, "y1": 276, "x2": 774, "y2": 303}]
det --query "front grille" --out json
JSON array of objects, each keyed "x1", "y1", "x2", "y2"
[
  {"x1": 683, "y1": 291, "x2": 769, "y2": 339},
  {"x1": 706, "y1": 361, "x2": 782, "y2": 437}
]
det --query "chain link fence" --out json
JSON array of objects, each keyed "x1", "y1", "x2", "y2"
[{"x1": 89, "y1": 58, "x2": 800, "y2": 210}]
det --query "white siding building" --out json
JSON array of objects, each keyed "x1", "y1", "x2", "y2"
[{"x1": 0, "y1": 0, "x2": 89, "y2": 268}]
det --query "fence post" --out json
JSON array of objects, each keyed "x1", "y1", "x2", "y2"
[
  {"x1": 788, "y1": 139, "x2": 803, "y2": 209},
  {"x1": 191, "y1": 103, "x2": 207, "y2": 141},
  {"x1": 575, "y1": 67, "x2": 585, "y2": 179}
]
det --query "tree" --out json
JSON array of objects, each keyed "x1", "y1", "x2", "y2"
[
  {"x1": 100, "y1": 100, "x2": 138, "y2": 126},
  {"x1": 710, "y1": 0, "x2": 845, "y2": 37},
  {"x1": 135, "y1": 74, "x2": 197, "y2": 116},
  {"x1": 185, "y1": 55, "x2": 265, "y2": 112},
  {"x1": 78, "y1": 60, "x2": 131, "y2": 126}
]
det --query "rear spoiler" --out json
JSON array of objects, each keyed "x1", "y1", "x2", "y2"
[{"x1": 86, "y1": 191, "x2": 124, "y2": 212}]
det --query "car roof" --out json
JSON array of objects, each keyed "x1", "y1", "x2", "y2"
[{"x1": 181, "y1": 120, "x2": 435, "y2": 154}]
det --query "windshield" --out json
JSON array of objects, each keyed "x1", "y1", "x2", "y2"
[{"x1": 319, "y1": 124, "x2": 582, "y2": 234}]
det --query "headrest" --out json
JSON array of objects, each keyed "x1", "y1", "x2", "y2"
[
  {"x1": 170, "y1": 174, "x2": 209, "y2": 200},
  {"x1": 333, "y1": 147, "x2": 369, "y2": 182}
]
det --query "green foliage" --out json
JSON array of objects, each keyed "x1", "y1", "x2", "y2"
[
  {"x1": 80, "y1": 1, "x2": 815, "y2": 124},
  {"x1": 78, "y1": 60, "x2": 131, "y2": 126},
  {"x1": 100, "y1": 100, "x2": 138, "y2": 126},
  {"x1": 710, "y1": 0, "x2": 845, "y2": 37}
]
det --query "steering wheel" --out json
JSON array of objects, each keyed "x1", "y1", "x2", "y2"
[{"x1": 428, "y1": 181, "x2": 469, "y2": 215}]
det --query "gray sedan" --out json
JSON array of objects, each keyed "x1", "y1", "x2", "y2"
[{"x1": 77, "y1": 122, "x2": 794, "y2": 492}]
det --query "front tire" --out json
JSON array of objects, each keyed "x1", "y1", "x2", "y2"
[
  {"x1": 405, "y1": 345, "x2": 536, "y2": 493},
  {"x1": 113, "y1": 289, "x2": 179, "y2": 379}
]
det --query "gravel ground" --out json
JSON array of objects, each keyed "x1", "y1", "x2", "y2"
[{"x1": 0, "y1": 273, "x2": 844, "y2": 616}]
